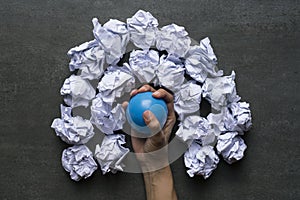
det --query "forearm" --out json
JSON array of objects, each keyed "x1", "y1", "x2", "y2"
[{"x1": 143, "y1": 165, "x2": 177, "y2": 200}]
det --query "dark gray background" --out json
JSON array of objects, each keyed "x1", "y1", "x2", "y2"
[{"x1": 1, "y1": 0, "x2": 299, "y2": 199}]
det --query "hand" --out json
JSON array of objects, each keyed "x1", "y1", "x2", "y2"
[
  {"x1": 123, "y1": 85, "x2": 178, "y2": 200},
  {"x1": 130, "y1": 84, "x2": 176, "y2": 153},
  {"x1": 123, "y1": 84, "x2": 176, "y2": 171}
]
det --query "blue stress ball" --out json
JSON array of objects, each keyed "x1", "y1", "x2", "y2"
[{"x1": 126, "y1": 92, "x2": 168, "y2": 135}]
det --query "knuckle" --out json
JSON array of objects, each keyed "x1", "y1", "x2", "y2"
[{"x1": 149, "y1": 120, "x2": 161, "y2": 133}]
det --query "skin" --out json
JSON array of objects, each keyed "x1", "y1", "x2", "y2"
[{"x1": 123, "y1": 84, "x2": 178, "y2": 200}]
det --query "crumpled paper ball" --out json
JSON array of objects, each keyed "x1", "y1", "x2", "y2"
[
  {"x1": 184, "y1": 142, "x2": 219, "y2": 179},
  {"x1": 216, "y1": 132, "x2": 247, "y2": 164},
  {"x1": 51, "y1": 104, "x2": 95, "y2": 144},
  {"x1": 61, "y1": 145, "x2": 98, "y2": 181}
]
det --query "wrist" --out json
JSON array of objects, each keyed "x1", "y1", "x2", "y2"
[
  {"x1": 136, "y1": 145, "x2": 170, "y2": 173},
  {"x1": 142, "y1": 165, "x2": 178, "y2": 200},
  {"x1": 139, "y1": 158, "x2": 169, "y2": 173},
  {"x1": 143, "y1": 165, "x2": 171, "y2": 178}
]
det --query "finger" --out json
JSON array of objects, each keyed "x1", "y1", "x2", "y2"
[
  {"x1": 143, "y1": 111, "x2": 166, "y2": 149},
  {"x1": 143, "y1": 110, "x2": 162, "y2": 135},
  {"x1": 162, "y1": 117, "x2": 175, "y2": 139},
  {"x1": 130, "y1": 89, "x2": 137, "y2": 96},
  {"x1": 138, "y1": 84, "x2": 156, "y2": 93},
  {"x1": 131, "y1": 84, "x2": 156, "y2": 97},
  {"x1": 121, "y1": 101, "x2": 128, "y2": 110},
  {"x1": 152, "y1": 89, "x2": 175, "y2": 115},
  {"x1": 152, "y1": 89, "x2": 174, "y2": 104}
]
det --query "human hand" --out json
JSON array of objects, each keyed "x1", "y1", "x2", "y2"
[{"x1": 123, "y1": 84, "x2": 176, "y2": 171}]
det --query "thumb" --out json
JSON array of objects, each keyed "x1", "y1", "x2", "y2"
[
  {"x1": 143, "y1": 110, "x2": 166, "y2": 151},
  {"x1": 143, "y1": 110, "x2": 162, "y2": 135}
]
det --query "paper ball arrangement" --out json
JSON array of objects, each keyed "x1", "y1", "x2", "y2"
[{"x1": 51, "y1": 10, "x2": 252, "y2": 181}]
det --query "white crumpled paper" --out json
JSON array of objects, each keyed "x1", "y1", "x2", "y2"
[
  {"x1": 129, "y1": 49, "x2": 160, "y2": 85},
  {"x1": 174, "y1": 81, "x2": 202, "y2": 120},
  {"x1": 224, "y1": 102, "x2": 252, "y2": 134},
  {"x1": 61, "y1": 145, "x2": 98, "y2": 181},
  {"x1": 216, "y1": 132, "x2": 247, "y2": 164},
  {"x1": 94, "y1": 134, "x2": 129, "y2": 174},
  {"x1": 51, "y1": 104, "x2": 95, "y2": 144},
  {"x1": 184, "y1": 142, "x2": 219, "y2": 179},
  {"x1": 97, "y1": 65, "x2": 135, "y2": 105},
  {"x1": 156, "y1": 55, "x2": 185, "y2": 92},
  {"x1": 156, "y1": 23, "x2": 191, "y2": 57},
  {"x1": 202, "y1": 71, "x2": 240, "y2": 111},
  {"x1": 60, "y1": 75, "x2": 96, "y2": 108},
  {"x1": 127, "y1": 10, "x2": 158, "y2": 50},
  {"x1": 67, "y1": 39, "x2": 105, "y2": 80},
  {"x1": 90, "y1": 94, "x2": 126, "y2": 135},
  {"x1": 206, "y1": 110, "x2": 227, "y2": 136},
  {"x1": 176, "y1": 115, "x2": 216, "y2": 146},
  {"x1": 92, "y1": 18, "x2": 129, "y2": 65},
  {"x1": 185, "y1": 37, "x2": 223, "y2": 83}
]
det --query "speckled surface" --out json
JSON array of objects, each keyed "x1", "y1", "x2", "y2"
[{"x1": 0, "y1": 0, "x2": 299, "y2": 199}]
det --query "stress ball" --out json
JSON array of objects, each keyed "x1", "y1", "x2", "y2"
[{"x1": 126, "y1": 92, "x2": 168, "y2": 135}]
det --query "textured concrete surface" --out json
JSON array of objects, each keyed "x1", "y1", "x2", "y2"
[{"x1": 0, "y1": 0, "x2": 299, "y2": 199}]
